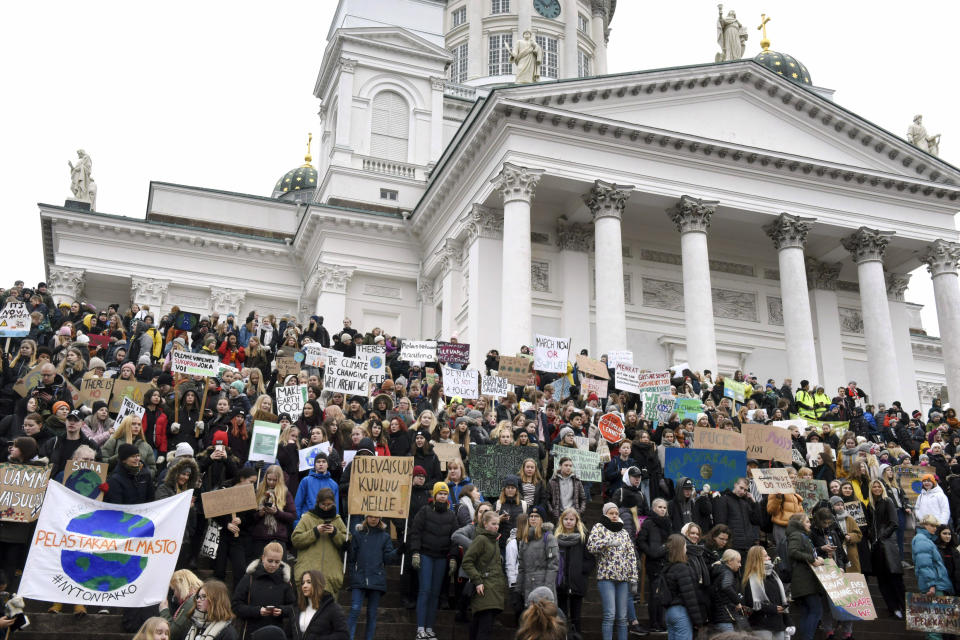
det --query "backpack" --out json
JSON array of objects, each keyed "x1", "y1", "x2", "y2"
[
  {"x1": 774, "y1": 536, "x2": 792, "y2": 583},
  {"x1": 652, "y1": 571, "x2": 674, "y2": 607}
]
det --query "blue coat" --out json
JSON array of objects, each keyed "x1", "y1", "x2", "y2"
[
  {"x1": 912, "y1": 528, "x2": 954, "y2": 594},
  {"x1": 295, "y1": 470, "x2": 340, "y2": 525},
  {"x1": 347, "y1": 522, "x2": 398, "y2": 592}
]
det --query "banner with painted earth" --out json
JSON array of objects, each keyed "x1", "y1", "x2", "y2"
[
  {"x1": 19, "y1": 481, "x2": 192, "y2": 607},
  {"x1": 664, "y1": 448, "x2": 746, "y2": 492}
]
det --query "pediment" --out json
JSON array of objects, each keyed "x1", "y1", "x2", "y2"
[{"x1": 339, "y1": 27, "x2": 452, "y2": 62}]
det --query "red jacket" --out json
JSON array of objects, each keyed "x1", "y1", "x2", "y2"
[{"x1": 217, "y1": 340, "x2": 246, "y2": 366}]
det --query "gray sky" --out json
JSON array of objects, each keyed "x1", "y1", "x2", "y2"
[{"x1": 3, "y1": 0, "x2": 956, "y2": 334}]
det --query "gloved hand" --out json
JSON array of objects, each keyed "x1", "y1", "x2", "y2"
[
  {"x1": 156, "y1": 456, "x2": 165, "y2": 466},
  {"x1": 448, "y1": 558, "x2": 457, "y2": 577},
  {"x1": 171, "y1": 422, "x2": 181, "y2": 434},
  {"x1": 411, "y1": 553, "x2": 421, "y2": 570},
  {"x1": 629, "y1": 581, "x2": 638, "y2": 595},
  {"x1": 195, "y1": 420, "x2": 205, "y2": 433},
  {"x1": 81, "y1": 405, "x2": 93, "y2": 416}
]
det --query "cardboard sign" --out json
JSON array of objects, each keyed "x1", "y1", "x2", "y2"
[
  {"x1": 551, "y1": 446, "x2": 602, "y2": 482},
  {"x1": 0, "y1": 302, "x2": 29, "y2": 337},
  {"x1": 112, "y1": 396, "x2": 146, "y2": 432},
  {"x1": 62, "y1": 458, "x2": 108, "y2": 501},
  {"x1": 664, "y1": 448, "x2": 746, "y2": 491},
  {"x1": 693, "y1": 427, "x2": 745, "y2": 451},
  {"x1": 347, "y1": 456, "x2": 414, "y2": 518},
  {"x1": 498, "y1": 355, "x2": 534, "y2": 387},
  {"x1": 276, "y1": 356, "x2": 301, "y2": 379},
  {"x1": 751, "y1": 468, "x2": 795, "y2": 494},
  {"x1": 606, "y1": 350, "x2": 633, "y2": 367},
  {"x1": 906, "y1": 592, "x2": 960, "y2": 634},
  {"x1": 77, "y1": 377, "x2": 115, "y2": 408},
  {"x1": 302, "y1": 343, "x2": 333, "y2": 368},
  {"x1": 895, "y1": 464, "x2": 925, "y2": 502},
  {"x1": 298, "y1": 442, "x2": 332, "y2": 472},
  {"x1": 13, "y1": 362, "x2": 45, "y2": 397},
  {"x1": 107, "y1": 381, "x2": 153, "y2": 413},
  {"x1": 674, "y1": 398, "x2": 704, "y2": 421},
  {"x1": 743, "y1": 424, "x2": 793, "y2": 464},
  {"x1": 442, "y1": 366, "x2": 479, "y2": 399},
  {"x1": 276, "y1": 384, "x2": 308, "y2": 421},
  {"x1": 171, "y1": 350, "x2": 220, "y2": 377},
  {"x1": 400, "y1": 340, "x2": 437, "y2": 363},
  {"x1": 357, "y1": 344, "x2": 387, "y2": 387},
  {"x1": 551, "y1": 376, "x2": 572, "y2": 402},
  {"x1": 324, "y1": 353, "x2": 370, "y2": 396},
  {"x1": 813, "y1": 560, "x2": 878, "y2": 621},
  {"x1": 433, "y1": 442, "x2": 463, "y2": 471},
  {"x1": 844, "y1": 501, "x2": 867, "y2": 526},
  {"x1": 598, "y1": 413, "x2": 625, "y2": 443},
  {"x1": 481, "y1": 374, "x2": 510, "y2": 398},
  {"x1": 576, "y1": 354, "x2": 609, "y2": 380},
  {"x1": 795, "y1": 478, "x2": 829, "y2": 514},
  {"x1": 637, "y1": 371, "x2": 672, "y2": 393},
  {"x1": 469, "y1": 445, "x2": 532, "y2": 495},
  {"x1": 533, "y1": 334, "x2": 570, "y2": 373},
  {"x1": 437, "y1": 341, "x2": 470, "y2": 365},
  {"x1": 249, "y1": 421, "x2": 281, "y2": 463},
  {"x1": 201, "y1": 483, "x2": 259, "y2": 518},
  {"x1": 581, "y1": 377, "x2": 608, "y2": 399},
  {"x1": 0, "y1": 462, "x2": 52, "y2": 522}
]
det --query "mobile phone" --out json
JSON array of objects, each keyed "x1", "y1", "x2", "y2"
[{"x1": 215, "y1": 444, "x2": 225, "y2": 454}]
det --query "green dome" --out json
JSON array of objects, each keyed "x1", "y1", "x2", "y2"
[
  {"x1": 754, "y1": 50, "x2": 811, "y2": 86},
  {"x1": 272, "y1": 164, "x2": 317, "y2": 198}
]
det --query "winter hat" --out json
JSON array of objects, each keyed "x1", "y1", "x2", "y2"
[
  {"x1": 921, "y1": 473, "x2": 937, "y2": 486},
  {"x1": 455, "y1": 416, "x2": 470, "y2": 428},
  {"x1": 588, "y1": 392, "x2": 599, "y2": 402},
  {"x1": 412, "y1": 465, "x2": 427, "y2": 477},
  {"x1": 467, "y1": 410, "x2": 483, "y2": 421},
  {"x1": 602, "y1": 502, "x2": 619, "y2": 516},
  {"x1": 380, "y1": 379, "x2": 395, "y2": 393},
  {"x1": 526, "y1": 586, "x2": 557, "y2": 606},
  {"x1": 502, "y1": 474, "x2": 519, "y2": 488},
  {"x1": 679, "y1": 478, "x2": 695, "y2": 490},
  {"x1": 231, "y1": 380, "x2": 246, "y2": 393},
  {"x1": 559, "y1": 426, "x2": 574, "y2": 440},
  {"x1": 374, "y1": 335, "x2": 385, "y2": 343},
  {"x1": 174, "y1": 442, "x2": 194, "y2": 459},
  {"x1": 356, "y1": 438, "x2": 376, "y2": 455},
  {"x1": 341, "y1": 333, "x2": 353, "y2": 342},
  {"x1": 278, "y1": 413, "x2": 293, "y2": 422},
  {"x1": 878, "y1": 463, "x2": 891, "y2": 479},
  {"x1": 856, "y1": 442, "x2": 874, "y2": 453},
  {"x1": 92, "y1": 400, "x2": 108, "y2": 413},
  {"x1": 157, "y1": 372, "x2": 174, "y2": 387},
  {"x1": 137, "y1": 354, "x2": 151, "y2": 366},
  {"x1": 117, "y1": 443, "x2": 140, "y2": 462},
  {"x1": 51, "y1": 401, "x2": 70, "y2": 415},
  {"x1": 829, "y1": 496, "x2": 845, "y2": 506},
  {"x1": 529, "y1": 505, "x2": 548, "y2": 520},
  {"x1": 88, "y1": 357, "x2": 106, "y2": 370},
  {"x1": 121, "y1": 362, "x2": 136, "y2": 374},
  {"x1": 173, "y1": 336, "x2": 186, "y2": 346},
  {"x1": 249, "y1": 625, "x2": 288, "y2": 640},
  {"x1": 58, "y1": 326, "x2": 72, "y2": 336},
  {"x1": 66, "y1": 410, "x2": 83, "y2": 422},
  {"x1": 212, "y1": 430, "x2": 229, "y2": 446},
  {"x1": 432, "y1": 481, "x2": 449, "y2": 498}
]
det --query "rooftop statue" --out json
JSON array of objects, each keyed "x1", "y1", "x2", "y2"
[
  {"x1": 716, "y1": 4, "x2": 748, "y2": 62},
  {"x1": 68, "y1": 149, "x2": 97, "y2": 210},
  {"x1": 907, "y1": 115, "x2": 941, "y2": 157},
  {"x1": 508, "y1": 30, "x2": 543, "y2": 84}
]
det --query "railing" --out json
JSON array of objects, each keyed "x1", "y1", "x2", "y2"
[
  {"x1": 361, "y1": 157, "x2": 417, "y2": 179},
  {"x1": 443, "y1": 80, "x2": 477, "y2": 100}
]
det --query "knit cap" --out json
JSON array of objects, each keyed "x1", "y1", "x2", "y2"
[
  {"x1": 602, "y1": 502, "x2": 618, "y2": 516},
  {"x1": 412, "y1": 465, "x2": 427, "y2": 477},
  {"x1": 432, "y1": 482, "x2": 449, "y2": 498}
]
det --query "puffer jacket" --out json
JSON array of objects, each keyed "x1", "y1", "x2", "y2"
[
  {"x1": 709, "y1": 562, "x2": 744, "y2": 624},
  {"x1": 664, "y1": 561, "x2": 706, "y2": 626},
  {"x1": 347, "y1": 520, "x2": 398, "y2": 592},
  {"x1": 516, "y1": 522, "x2": 559, "y2": 602},
  {"x1": 714, "y1": 489, "x2": 761, "y2": 551},
  {"x1": 767, "y1": 492, "x2": 804, "y2": 527},
  {"x1": 290, "y1": 508, "x2": 347, "y2": 594},
  {"x1": 409, "y1": 499, "x2": 458, "y2": 558},
  {"x1": 295, "y1": 469, "x2": 340, "y2": 524},
  {"x1": 912, "y1": 527, "x2": 953, "y2": 594},
  {"x1": 231, "y1": 560, "x2": 296, "y2": 640},
  {"x1": 915, "y1": 484, "x2": 951, "y2": 527},
  {"x1": 587, "y1": 517, "x2": 639, "y2": 583}
]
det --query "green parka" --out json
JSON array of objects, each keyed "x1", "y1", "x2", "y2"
[
  {"x1": 786, "y1": 519, "x2": 821, "y2": 598},
  {"x1": 461, "y1": 528, "x2": 507, "y2": 614},
  {"x1": 291, "y1": 508, "x2": 347, "y2": 596}
]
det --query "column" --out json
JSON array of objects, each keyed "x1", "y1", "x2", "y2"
[
  {"x1": 667, "y1": 195, "x2": 718, "y2": 373},
  {"x1": 763, "y1": 213, "x2": 819, "y2": 385},
  {"x1": 435, "y1": 239, "x2": 463, "y2": 340},
  {"x1": 562, "y1": 0, "x2": 580, "y2": 79},
  {"x1": 333, "y1": 58, "x2": 356, "y2": 160},
  {"x1": 463, "y1": 204, "x2": 504, "y2": 369},
  {"x1": 585, "y1": 180, "x2": 632, "y2": 357},
  {"x1": 46, "y1": 264, "x2": 85, "y2": 305},
  {"x1": 493, "y1": 163, "x2": 543, "y2": 353},
  {"x1": 557, "y1": 217, "x2": 592, "y2": 354},
  {"x1": 886, "y1": 272, "x2": 921, "y2": 409},
  {"x1": 210, "y1": 286, "x2": 247, "y2": 318},
  {"x1": 806, "y1": 257, "x2": 846, "y2": 389},
  {"x1": 466, "y1": 0, "x2": 483, "y2": 80},
  {"x1": 590, "y1": 1, "x2": 608, "y2": 74},
  {"x1": 841, "y1": 227, "x2": 900, "y2": 405},
  {"x1": 921, "y1": 239, "x2": 960, "y2": 406},
  {"x1": 130, "y1": 276, "x2": 171, "y2": 314},
  {"x1": 417, "y1": 281, "x2": 437, "y2": 340},
  {"x1": 429, "y1": 77, "x2": 445, "y2": 163},
  {"x1": 313, "y1": 263, "x2": 355, "y2": 329}
]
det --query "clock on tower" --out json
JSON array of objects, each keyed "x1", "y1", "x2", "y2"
[{"x1": 533, "y1": 0, "x2": 561, "y2": 19}]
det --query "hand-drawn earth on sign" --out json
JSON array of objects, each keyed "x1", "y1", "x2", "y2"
[
  {"x1": 62, "y1": 510, "x2": 154, "y2": 591},
  {"x1": 64, "y1": 469, "x2": 104, "y2": 499}
]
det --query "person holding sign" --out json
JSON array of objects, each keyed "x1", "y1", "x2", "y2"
[{"x1": 250, "y1": 464, "x2": 296, "y2": 561}]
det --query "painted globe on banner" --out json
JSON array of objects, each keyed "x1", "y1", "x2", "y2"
[
  {"x1": 61, "y1": 510, "x2": 155, "y2": 591},
  {"x1": 64, "y1": 469, "x2": 103, "y2": 499}
]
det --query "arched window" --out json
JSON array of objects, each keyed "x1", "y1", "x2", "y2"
[{"x1": 370, "y1": 91, "x2": 409, "y2": 162}]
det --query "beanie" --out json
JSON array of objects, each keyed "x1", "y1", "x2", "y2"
[
  {"x1": 174, "y1": 442, "x2": 194, "y2": 459},
  {"x1": 559, "y1": 426, "x2": 574, "y2": 440},
  {"x1": 602, "y1": 502, "x2": 618, "y2": 516},
  {"x1": 502, "y1": 474, "x2": 519, "y2": 488},
  {"x1": 432, "y1": 482, "x2": 449, "y2": 498},
  {"x1": 157, "y1": 372, "x2": 174, "y2": 387},
  {"x1": 829, "y1": 496, "x2": 845, "y2": 506},
  {"x1": 212, "y1": 430, "x2": 229, "y2": 446},
  {"x1": 88, "y1": 357, "x2": 107, "y2": 370},
  {"x1": 412, "y1": 465, "x2": 427, "y2": 477},
  {"x1": 92, "y1": 400, "x2": 108, "y2": 413},
  {"x1": 921, "y1": 473, "x2": 937, "y2": 486},
  {"x1": 117, "y1": 443, "x2": 140, "y2": 462},
  {"x1": 52, "y1": 401, "x2": 71, "y2": 415},
  {"x1": 357, "y1": 438, "x2": 376, "y2": 455}
]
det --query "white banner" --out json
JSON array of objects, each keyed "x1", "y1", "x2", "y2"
[
  {"x1": 481, "y1": 375, "x2": 510, "y2": 398},
  {"x1": 302, "y1": 343, "x2": 334, "y2": 368},
  {"x1": 442, "y1": 367, "x2": 479, "y2": 399},
  {"x1": 112, "y1": 396, "x2": 146, "y2": 432},
  {"x1": 614, "y1": 362, "x2": 642, "y2": 393},
  {"x1": 249, "y1": 420, "x2": 281, "y2": 463},
  {"x1": 399, "y1": 340, "x2": 437, "y2": 363},
  {"x1": 298, "y1": 442, "x2": 332, "y2": 471},
  {"x1": 275, "y1": 385, "x2": 307, "y2": 421},
  {"x1": 324, "y1": 354, "x2": 370, "y2": 396},
  {"x1": 19, "y1": 481, "x2": 192, "y2": 607},
  {"x1": 0, "y1": 301, "x2": 30, "y2": 337},
  {"x1": 533, "y1": 334, "x2": 570, "y2": 374},
  {"x1": 357, "y1": 344, "x2": 386, "y2": 387},
  {"x1": 170, "y1": 350, "x2": 219, "y2": 377},
  {"x1": 606, "y1": 350, "x2": 633, "y2": 367}
]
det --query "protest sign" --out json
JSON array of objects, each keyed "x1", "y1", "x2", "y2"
[
  {"x1": 812, "y1": 559, "x2": 878, "y2": 621},
  {"x1": 302, "y1": 343, "x2": 332, "y2": 368},
  {"x1": 348, "y1": 456, "x2": 414, "y2": 518},
  {"x1": 77, "y1": 377, "x2": 115, "y2": 408},
  {"x1": 906, "y1": 592, "x2": 960, "y2": 635},
  {"x1": 723, "y1": 379, "x2": 748, "y2": 403},
  {"x1": 614, "y1": 363, "x2": 641, "y2": 393},
  {"x1": 275, "y1": 385, "x2": 308, "y2": 420},
  {"x1": 19, "y1": 481, "x2": 192, "y2": 607},
  {"x1": 63, "y1": 458, "x2": 108, "y2": 501},
  {"x1": 437, "y1": 341, "x2": 470, "y2": 365},
  {"x1": 607, "y1": 350, "x2": 633, "y2": 367},
  {"x1": 342, "y1": 450, "x2": 357, "y2": 469},
  {"x1": 498, "y1": 355, "x2": 534, "y2": 387},
  {"x1": 424, "y1": 367, "x2": 438, "y2": 388},
  {"x1": 551, "y1": 376, "x2": 572, "y2": 402},
  {"x1": 772, "y1": 419, "x2": 808, "y2": 433},
  {"x1": 442, "y1": 367, "x2": 479, "y2": 399},
  {"x1": 597, "y1": 413, "x2": 625, "y2": 443},
  {"x1": 0, "y1": 462, "x2": 52, "y2": 522},
  {"x1": 481, "y1": 374, "x2": 510, "y2": 398},
  {"x1": 573, "y1": 436, "x2": 590, "y2": 450},
  {"x1": 664, "y1": 448, "x2": 746, "y2": 491},
  {"x1": 575, "y1": 354, "x2": 609, "y2": 380},
  {"x1": 795, "y1": 478, "x2": 829, "y2": 514},
  {"x1": 86, "y1": 334, "x2": 110, "y2": 350},
  {"x1": 844, "y1": 501, "x2": 867, "y2": 526},
  {"x1": 171, "y1": 350, "x2": 220, "y2": 377},
  {"x1": 895, "y1": 464, "x2": 925, "y2": 502},
  {"x1": 112, "y1": 396, "x2": 146, "y2": 432},
  {"x1": 805, "y1": 420, "x2": 849, "y2": 435},
  {"x1": 433, "y1": 442, "x2": 463, "y2": 471},
  {"x1": 400, "y1": 340, "x2": 437, "y2": 362},
  {"x1": 357, "y1": 344, "x2": 387, "y2": 387},
  {"x1": 0, "y1": 302, "x2": 29, "y2": 337},
  {"x1": 276, "y1": 357, "x2": 300, "y2": 379},
  {"x1": 693, "y1": 427, "x2": 744, "y2": 451},
  {"x1": 751, "y1": 468, "x2": 795, "y2": 494},
  {"x1": 298, "y1": 442, "x2": 332, "y2": 472},
  {"x1": 642, "y1": 392, "x2": 675, "y2": 424},
  {"x1": 581, "y1": 377, "x2": 608, "y2": 399},
  {"x1": 637, "y1": 371, "x2": 672, "y2": 393},
  {"x1": 552, "y1": 446, "x2": 602, "y2": 482},
  {"x1": 742, "y1": 424, "x2": 793, "y2": 464},
  {"x1": 806, "y1": 442, "x2": 826, "y2": 464},
  {"x1": 324, "y1": 354, "x2": 370, "y2": 396},
  {"x1": 13, "y1": 363, "x2": 45, "y2": 397},
  {"x1": 669, "y1": 362, "x2": 691, "y2": 374},
  {"x1": 200, "y1": 483, "x2": 259, "y2": 519},
  {"x1": 470, "y1": 445, "x2": 531, "y2": 495},
  {"x1": 674, "y1": 398, "x2": 704, "y2": 421},
  {"x1": 173, "y1": 310, "x2": 200, "y2": 331},
  {"x1": 107, "y1": 381, "x2": 153, "y2": 413},
  {"x1": 249, "y1": 421, "x2": 281, "y2": 463},
  {"x1": 533, "y1": 334, "x2": 570, "y2": 373}
]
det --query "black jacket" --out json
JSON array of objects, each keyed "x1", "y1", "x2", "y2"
[
  {"x1": 413, "y1": 448, "x2": 442, "y2": 486},
  {"x1": 742, "y1": 572, "x2": 787, "y2": 633},
  {"x1": 866, "y1": 497, "x2": 901, "y2": 575},
  {"x1": 637, "y1": 513, "x2": 671, "y2": 575},
  {"x1": 556, "y1": 532, "x2": 595, "y2": 597},
  {"x1": 664, "y1": 561, "x2": 706, "y2": 626},
  {"x1": 105, "y1": 463, "x2": 155, "y2": 505},
  {"x1": 409, "y1": 500, "x2": 458, "y2": 558},
  {"x1": 232, "y1": 560, "x2": 297, "y2": 640},
  {"x1": 709, "y1": 562, "x2": 744, "y2": 624},
  {"x1": 293, "y1": 592, "x2": 348, "y2": 640},
  {"x1": 686, "y1": 542, "x2": 711, "y2": 622},
  {"x1": 713, "y1": 489, "x2": 761, "y2": 551}
]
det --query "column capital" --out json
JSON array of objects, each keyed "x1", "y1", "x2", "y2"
[
  {"x1": 315, "y1": 263, "x2": 355, "y2": 294},
  {"x1": 339, "y1": 57, "x2": 357, "y2": 73},
  {"x1": 590, "y1": 0, "x2": 607, "y2": 18},
  {"x1": 418, "y1": 281, "x2": 435, "y2": 304},
  {"x1": 46, "y1": 264, "x2": 86, "y2": 305},
  {"x1": 209, "y1": 286, "x2": 246, "y2": 316},
  {"x1": 130, "y1": 276, "x2": 171, "y2": 307},
  {"x1": 435, "y1": 239, "x2": 462, "y2": 276},
  {"x1": 493, "y1": 162, "x2": 544, "y2": 205},
  {"x1": 583, "y1": 180, "x2": 633, "y2": 222},
  {"x1": 885, "y1": 271, "x2": 912, "y2": 302},
  {"x1": 667, "y1": 195, "x2": 718, "y2": 234},
  {"x1": 841, "y1": 226, "x2": 894, "y2": 264},
  {"x1": 919, "y1": 239, "x2": 960, "y2": 277},
  {"x1": 763, "y1": 212, "x2": 816, "y2": 251},
  {"x1": 461, "y1": 203, "x2": 503, "y2": 243},
  {"x1": 556, "y1": 216, "x2": 593, "y2": 252},
  {"x1": 804, "y1": 257, "x2": 842, "y2": 291}
]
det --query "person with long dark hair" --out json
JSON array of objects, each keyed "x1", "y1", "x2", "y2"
[
  {"x1": 662, "y1": 533, "x2": 705, "y2": 640},
  {"x1": 292, "y1": 570, "x2": 348, "y2": 640}
]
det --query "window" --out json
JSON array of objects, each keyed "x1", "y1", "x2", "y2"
[
  {"x1": 577, "y1": 50, "x2": 592, "y2": 78},
  {"x1": 488, "y1": 33, "x2": 513, "y2": 76},
  {"x1": 535, "y1": 35, "x2": 559, "y2": 78},
  {"x1": 491, "y1": 0, "x2": 510, "y2": 14},
  {"x1": 370, "y1": 91, "x2": 409, "y2": 162},
  {"x1": 380, "y1": 188, "x2": 399, "y2": 201},
  {"x1": 578, "y1": 13, "x2": 589, "y2": 33},
  {"x1": 452, "y1": 6, "x2": 466, "y2": 27},
  {"x1": 449, "y1": 42, "x2": 468, "y2": 83}
]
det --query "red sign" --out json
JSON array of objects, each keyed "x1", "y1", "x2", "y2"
[
  {"x1": 598, "y1": 413, "x2": 625, "y2": 443},
  {"x1": 86, "y1": 334, "x2": 110, "y2": 349}
]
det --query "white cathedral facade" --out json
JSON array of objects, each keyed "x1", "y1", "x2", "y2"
[{"x1": 38, "y1": 0, "x2": 960, "y2": 413}]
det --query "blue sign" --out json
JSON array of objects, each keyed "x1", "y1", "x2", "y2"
[{"x1": 663, "y1": 448, "x2": 746, "y2": 492}]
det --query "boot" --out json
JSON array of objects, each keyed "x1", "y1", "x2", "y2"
[
  {"x1": 73, "y1": 604, "x2": 87, "y2": 617},
  {"x1": 48, "y1": 602, "x2": 63, "y2": 613}
]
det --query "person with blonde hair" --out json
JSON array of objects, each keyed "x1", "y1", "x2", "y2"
[
  {"x1": 132, "y1": 616, "x2": 171, "y2": 640},
  {"x1": 158, "y1": 569, "x2": 203, "y2": 640},
  {"x1": 740, "y1": 545, "x2": 788, "y2": 639},
  {"x1": 250, "y1": 464, "x2": 296, "y2": 559},
  {"x1": 249, "y1": 394, "x2": 276, "y2": 423},
  {"x1": 100, "y1": 413, "x2": 157, "y2": 476},
  {"x1": 187, "y1": 580, "x2": 237, "y2": 640},
  {"x1": 867, "y1": 479, "x2": 904, "y2": 619},
  {"x1": 556, "y1": 507, "x2": 593, "y2": 636},
  {"x1": 232, "y1": 542, "x2": 294, "y2": 639}
]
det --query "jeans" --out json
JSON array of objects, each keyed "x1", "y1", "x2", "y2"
[
  {"x1": 597, "y1": 580, "x2": 630, "y2": 640},
  {"x1": 416, "y1": 554, "x2": 447, "y2": 629},
  {"x1": 712, "y1": 622, "x2": 734, "y2": 633},
  {"x1": 664, "y1": 604, "x2": 694, "y2": 640},
  {"x1": 348, "y1": 588, "x2": 382, "y2": 640},
  {"x1": 794, "y1": 593, "x2": 822, "y2": 640}
]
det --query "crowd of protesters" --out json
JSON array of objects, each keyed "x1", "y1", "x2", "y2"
[{"x1": 1, "y1": 280, "x2": 960, "y2": 640}]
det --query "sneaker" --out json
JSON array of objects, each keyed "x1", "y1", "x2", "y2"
[
  {"x1": 629, "y1": 622, "x2": 650, "y2": 636},
  {"x1": 893, "y1": 610, "x2": 904, "y2": 620},
  {"x1": 425, "y1": 629, "x2": 438, "y2": 639},
  {"x1": 901, "y1": 560, "x2": 913, "y2": 569},
  {"x1": 416, "y1": 632, "x2": 429, "y2": 640},
  {"x1": 98, "y1": 608, "x2": 110, "y2": 614},
  {"x1": 48, "y1": 603, "x2": 62, "y2": 613}
]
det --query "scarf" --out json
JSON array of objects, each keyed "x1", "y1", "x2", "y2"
[
  {"x1": 599, "y1": 515, "x2": 623, "y2": 533},
  {"x1": 840, "y1": 446, "x2": 858, "y2": 474},
  {"x1": 185, "y1": 609, "x2": 231, "y2": 640},
  {"x1": 312, "y1": 505, "x2": 337, "y2": 520},
  {"x1": 261, "y1": 490, "x2": 278, "y2": 534},
  {"x1": 748, "y1": 560, "x2": 787, "y2": 611}
]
